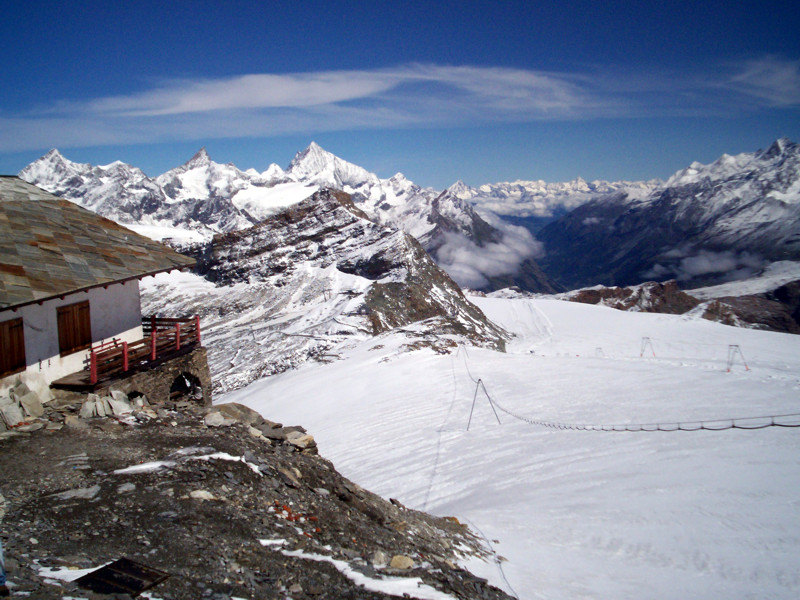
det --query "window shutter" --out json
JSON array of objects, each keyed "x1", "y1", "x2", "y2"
[
  {"x1": 0, "y1": 317, "x2": 26, "y2": 377},
  {"x1": 57, "y1": 301, "x2": 92, "y2": 356}
]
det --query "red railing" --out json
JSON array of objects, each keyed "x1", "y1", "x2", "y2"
[{"x1": 87, "y1": 315, "x2": 201, "y2": 384}]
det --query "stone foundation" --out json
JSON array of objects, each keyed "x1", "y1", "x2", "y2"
[{"x1": 96, "y1": 346, "x2": 212, "y2": 407}]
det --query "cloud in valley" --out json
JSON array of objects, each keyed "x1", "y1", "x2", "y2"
[
  {"x1": 644, "y1": 248, "x2": 766, "y2": 283},
  {"x1": 433, "y1": 222, "x2": 543, "y2": 289}
]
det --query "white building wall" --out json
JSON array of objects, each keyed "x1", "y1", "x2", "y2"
[{"x1": 0, "y1": 280, "x2": 143, "y2": 399}]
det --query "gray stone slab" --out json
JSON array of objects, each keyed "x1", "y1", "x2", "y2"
[
  {"x1": 0, "y1": 402, "x2": 25, "y2": 427},
  {"x1": 18, "y1": 391, "x2": 45, "y2": 418}
]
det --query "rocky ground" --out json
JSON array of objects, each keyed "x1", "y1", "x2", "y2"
[{"x1": 0, "y1": 394, "x2": 513, "y2": 600}]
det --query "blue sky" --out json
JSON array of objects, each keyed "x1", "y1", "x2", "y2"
[{"x1": 1, "y1": 0, "x2": 798, "y2": 188}]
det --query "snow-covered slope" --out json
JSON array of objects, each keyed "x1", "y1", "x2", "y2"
[
  {"x1": 537, "y1": 138, "x2": 800, "y2": 289},
  {"x1": 690, "y1": 260, "x2": 800, "y2": 300},
  {"x1": 224, "y1": 294, "x2": 800, "y2": 600}
]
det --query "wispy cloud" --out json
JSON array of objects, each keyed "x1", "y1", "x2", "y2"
[
  {"x1": 1, "y1": 59, "x2": 798, "y2": 152},
  {"x1": 88, "y1": 71, "x2": 404, "y2": 116},
  {"x1": 726, "y1": 56, "x2": 800, "y2": 107}
]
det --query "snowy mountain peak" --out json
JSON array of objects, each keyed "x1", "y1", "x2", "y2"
[
  {"x1": 759, "y1": 137, "x2": 795, "y2": 160},
  {"x1": 447, "y1": 180, "x2": 474, "y2": 196},
  {"x1": 388, "y1": 172, "x2": 408, "y2": 184},
  {"x1": 666, "y1": 138, "x2": 799, "y2": 188},
  {"x1": 287, "y1": 142, "x2": 380, "y2": 192},
  {"x1": 287, "y1": 142, "x2": 338, "y2": 176},
  {"x1": 41, "y1": 148, "x2": 66, "y2": 163},
  {"x1": 185, "y1": 147, "x2": 212, "y2": 168},
  {"x1": 261, "y1": 163, "x2": 286, "y2": 180},
  {"x1": 18, "y1": 148, "x2": 90, "y2": 186}
]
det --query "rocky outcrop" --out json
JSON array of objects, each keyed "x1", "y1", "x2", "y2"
[
  {"x1": 565, "y1": 280, "x2": 700, "y2": 314},
  {"x1": 562, "y1": 278, "x2": 800, "y2": 335},
  {"x1": 694, "y1": 280, "x2": 800, "y2": 334},
  {"x1": 0, "y1": 398, "x2": 513, "y2": 600},
  {"x1": 194, "y1": 188, "x2": 508, "y2": 348}
]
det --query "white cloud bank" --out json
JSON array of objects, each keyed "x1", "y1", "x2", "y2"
[
  {"x1": 644, "y1": 249, "x2": 766, "y2": 283},
  {"x1": 434, "y1": 223, "x2": 544, "y2": 289},
  {"x1": 1, "y1": 58, "x2": 798, "y2": 152}
]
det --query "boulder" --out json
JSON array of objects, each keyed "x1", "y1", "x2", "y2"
[
  {"x1": 15, "y1": 422, "x2": 45, "y2": 433},
  {"x1": 217, "y1": 403, "x2": 281, "y2": 428},
  {"x1": 389, "y1": 555, "x2": 414, "y2": 570},
  {"x1": 286, "y1": 430, "x2": 316, "y2": 450},
  {"x1": 110, "y1": 389, "x2": 129, "y2": 403},
  {"x1": 190, "y1": 490, "x2": 217, "y2": 501},
  {"x1": 372, "y1": 550, "x2": 389, "y2": 567},
  {"x1": 260, "y1": 425, "x2": 305, "y2": 441},
  {"x1": 94, "y1": 399, "x2": 106, "y2": 417},
  {"x1": 10, "y1": 381, "x2": 32, "y2": 400},
  {"x1": 204, "y1": 411, "x2": 234, "y2": 427},
  {"x1": 131, "y1": 395, "x2": 150, "y2": 408},
  {"x1": 64, "y1": 415, "x2": 89, "y2": 430},
  {"x1": 216, "y1": 403, "x2": 261, "y2": 425}
]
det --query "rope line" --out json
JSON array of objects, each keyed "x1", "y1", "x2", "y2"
[
  {"x1": 457, "y1": 345, "x2": 800, "y2": 433},
  {"x1": 462, "y1": 516, "x2": 520, "y2": 600}
]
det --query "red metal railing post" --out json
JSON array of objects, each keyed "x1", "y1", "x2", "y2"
[
  {"x1": 175, "y1": 323, "x2": 181, "y2": 350},
  {"x1": 90, "y1": 351, "x2": 98, "y2": 384},
  {"x1": 151, "y1": 331, "x2": 156, "y2": 361},
  {"x1": 122, "y1": 341, "x2": 129, "y2": 372},
  {"x1": 195, "y1": 315, "x2": 201, "y2": 345}
]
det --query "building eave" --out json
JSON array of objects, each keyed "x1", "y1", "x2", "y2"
[{"x1": 0, "y1": 263, "x2": 195, "y2": 313}]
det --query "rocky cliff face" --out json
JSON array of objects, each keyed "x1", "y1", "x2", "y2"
[{"x1": 142, "y1": 189, "x2": 507, "y2": 393}]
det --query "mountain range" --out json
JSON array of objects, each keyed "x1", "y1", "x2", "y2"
[
  {"x1": 19, "y1": 138, "x2": 800, "y2": 293},
  {"x1": 535, "y1": 138, "x2": 800, "y2": 289}
]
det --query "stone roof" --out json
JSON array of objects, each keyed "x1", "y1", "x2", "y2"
[{"x1": 0, "y1": 177, "x2": 195, "y2": 309}]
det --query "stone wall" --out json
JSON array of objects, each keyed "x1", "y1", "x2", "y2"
[{"x1": 96, "y1": 346, "x2": 212, "y2": 407}]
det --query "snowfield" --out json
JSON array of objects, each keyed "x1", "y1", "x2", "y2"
[{"x1": 224, "y1": 296, "x2": 800, "y2": 600}]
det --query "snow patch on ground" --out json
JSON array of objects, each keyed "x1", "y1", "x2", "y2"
[
  {"x1": 689, "y1": 260, "x2": 800, "y2": 299},
  {"x1": 280, "y1": 549, "x2": 459, "y2": 600},
  {"x1": 231, "y1": 181, "x2": 318, "y2": 221}
]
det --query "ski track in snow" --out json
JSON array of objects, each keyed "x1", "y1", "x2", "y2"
[{"x1": 224, "y1": 296, "x2": 800, "y2": 600}]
